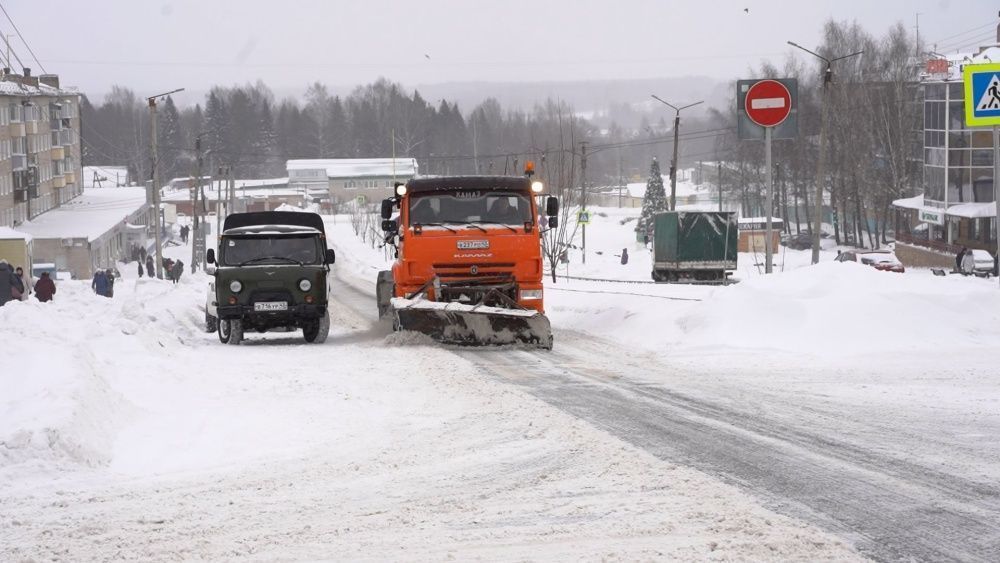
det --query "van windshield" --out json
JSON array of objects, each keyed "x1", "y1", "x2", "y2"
[
  {"x1": 221, "y1": 235, "x2": 321, "y2": 265},
  {"x1": 409, "y1": 191, "x2": 533, "y2": 226}
]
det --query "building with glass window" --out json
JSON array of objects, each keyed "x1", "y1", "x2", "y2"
[
  {"x1": 287, "y1": 158, "x2": 419, "y2": 208},
  {"x1": 0, "y1": 70, "x2": 83, "y2": 228},
  {"x1": 893, "y1": 42, "x2": 1000, "y2": 262}
]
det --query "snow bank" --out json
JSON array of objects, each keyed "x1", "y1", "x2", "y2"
[{"x1": 0, "y1": 276, "x2": 207, "y2": 480}]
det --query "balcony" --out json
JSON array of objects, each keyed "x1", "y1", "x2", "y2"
[
  {"x1": 52, "y1": 175, "x2": 66, "y2": 188},
  {"x1": 64, "y1": 171, "x2": 76, "y2": 184},
  {"x1": 25, "y1": 121, "x2": 37, "y2": 134},
  {"x1": 50, "y1": 146, "x2": 65, "y2": 160},
  {"x1": 13, "y1": 188, "x2": 26, "y2": 203},
  {"x1": 59, "y1": 129, "x2": 73, "y2": 146},
  {"x1": 9, "y1": 123, "x2": 24, "y2": 136},
  {"x1": 11, "y1": 154, "x2": 27, "y2": 170}
]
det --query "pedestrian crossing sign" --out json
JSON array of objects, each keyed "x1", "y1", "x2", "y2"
[
  {"x1": 963, "y1": 63, "x2": 1000, "y2": 127},
  {"x1": 578, "y1": 210, "x2": 591, "y2": 225}
]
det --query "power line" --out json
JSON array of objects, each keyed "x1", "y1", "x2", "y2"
[
  {"x1": 0, "y1": 2, "x2": 44, "y2": 73},
  {"x1": 929, "y1": 22, "x2": 996, "y2": 47},
  {"x1": 937, "y1": 31, "x2": 997, "y2": 53}
]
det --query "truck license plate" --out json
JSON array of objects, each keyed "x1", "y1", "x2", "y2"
[
  {"x1": 254, "y1": 301, "x2": 288, "y2": 312},
  {"x1": 458, "y1": 240, "x2": 489, "y2": 249}
]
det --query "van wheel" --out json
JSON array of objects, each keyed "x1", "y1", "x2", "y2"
[
  {"x1": 205, "y1": 312, "x2": 218, "y2": 333},
  {"x1": 303, "y1": 313, "x2": 330, "y2": 344},
  {"x1": 219, "y1": 319, "x2": 243, "y2": 345}
]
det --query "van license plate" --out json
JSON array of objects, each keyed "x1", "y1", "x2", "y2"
[{"x1": 254, "y1": 301, "x2": 287, "y2": 312}]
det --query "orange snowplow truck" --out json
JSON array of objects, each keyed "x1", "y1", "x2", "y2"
[{"x1": 376, "y1": 167, "x2": 559, "y2": 348}]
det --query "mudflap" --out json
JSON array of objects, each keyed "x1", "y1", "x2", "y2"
[{"x1": 392, "y1": 299, "x2": 553, "y2": 349}]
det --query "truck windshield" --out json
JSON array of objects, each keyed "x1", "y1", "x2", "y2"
[
  {"x1": 221, "y1": 235, "x2": 321, "y2": 265},
  {"x1": 409, "y1": 191, "x2": 533, "y2": 226}
]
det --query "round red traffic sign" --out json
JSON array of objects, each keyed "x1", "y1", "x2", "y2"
[{"x1": 744, "y1": 79, "x2": 792, "y2": 128}]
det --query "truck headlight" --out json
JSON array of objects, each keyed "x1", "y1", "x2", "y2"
[
  {"x1": 298, "y1": 279, "x2": 312, "y2": 292},
  {"x1": 229, "y1": 280, "x2": 242, "y2": 293},
  {"x1": 520, "y1": 289, "x2": 543, "y2": 300}
]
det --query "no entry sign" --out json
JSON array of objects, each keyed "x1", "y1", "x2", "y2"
[{"x1": 744, "y1": 80, "x2": 792, "y2": 128}]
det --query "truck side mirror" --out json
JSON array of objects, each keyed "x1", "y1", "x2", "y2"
[
  {"x1": 548, "y1": 216, "x2": 558, "y2": 228},
  {"x1": 325, "y1": 248, "x2": 336, "y2": 264},
  {"x1": 546, "y1": 196, "x2": 559, "y2": 216},
  {"x1": 206, "y1": 248, "x2": 215, "y2": 264},
  {"x1": 382, "y1": 219, "x2": 398, "y2": 232},
  {"x1": 381, "y1": 199, "x2": 394, "y2": 220}
]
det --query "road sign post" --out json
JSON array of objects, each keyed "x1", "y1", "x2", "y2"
[
  {"x1": 964, "y1": 63, "x2": 1000, "y2": 287},
  {"x1": 743, "y1": 79, "x2": 793, "y2": 274}
]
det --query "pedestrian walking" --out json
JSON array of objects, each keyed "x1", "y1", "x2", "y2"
[
  {"x1": 170, "y1": 260, "x2": 184, "y2": 284},
  {"x1": 14, "y1": 266, "x2": 31, "y2": 301},
  {"x1": 92, "y1": 269, "x2": 109, "y2": 297},
  {"x1": 0, "y1": 259, "x2": 19, "y2": 306},
  {"x1": 961, "y1": 249, "x2": 975, "y2": 275},
  {"x1": 34, "y1": 272, "x2": 56, "y2": 302},
  {"x1": 106, "y1": 269, "x2": 116, "y2": 298},
  {"x1": 955, "y1": 247, "x2": 967, "y2": 272},
  {"x1": 620, "y1": 248, "x2": 629, "y2": 265},
  {"x1": 137, "y1": 261, "x2": 144, "y2": 278},
  {"x1": 139, "y1": 246, "x2": 147, "y2": 262},
  {"x1": 146, "y1": 256, "x2": 155, "y2": 278}
]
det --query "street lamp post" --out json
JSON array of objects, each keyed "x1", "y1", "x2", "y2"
[
  {"x1": 147, "y1": 87, "x2": 185, "y2": 279},
  {"x1": 787, "y1": 41, "x2": 862, "y2": 264},
  {"x1": 651, "y1": 95, "x2": 703, "y2": 211}
]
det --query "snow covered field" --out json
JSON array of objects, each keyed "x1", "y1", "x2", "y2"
[{"x1": 3, "y1": 209, "x2": 999, "y2": 560}]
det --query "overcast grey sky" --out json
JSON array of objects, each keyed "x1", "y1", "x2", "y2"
[{"x1": 5, "y1": 0, "x2": 996, "y2": 102}]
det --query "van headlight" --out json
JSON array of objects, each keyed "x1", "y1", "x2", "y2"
[
  {"x1": 229, "y1": 280, "x2": 242, "y2": 293},
  {"x1": 298, "y1": 279, "x2": 312, "y2": 292},
  {"x1": 520, "y1": 289, "x2": 543, "y2": 300}
]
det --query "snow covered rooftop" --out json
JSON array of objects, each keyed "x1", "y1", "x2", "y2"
[
  {"x1": 83, "y1": 166, "x2": 130, "y2": 188},
  {"x1": 924, "y1": 45, "x2": 1000, "y2": 82},
  {"x1": 287, "y1": 158, "x2": 418, "y2": 178},
  {"x1": 0, "y1": 78, "x2": 67, "y2": 97},
  {"x1": 16, "y1": 188, "x2": 148, "y2": 242},
  {"x1": 0, "y1": 226, "x2": 31, "y2": 241}
]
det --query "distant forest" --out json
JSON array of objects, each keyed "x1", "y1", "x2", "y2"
[{"x1": 81, "y1": 18, "x2": 924, "y2": 248}]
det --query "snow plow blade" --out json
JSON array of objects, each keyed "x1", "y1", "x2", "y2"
[{"x1": 390, "y1": 298, "x2": 553, "y2": 349}]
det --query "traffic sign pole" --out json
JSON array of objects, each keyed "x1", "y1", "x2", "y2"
[
  {"x1": 765, "y1": 126, "x2": 774, "y2": 274},
  {"x1": 744, "y1": 79, "x2": 791, "y2": 275},
  {"x1": 995, "y1": 125, "x2": 999, "y2": 287}
]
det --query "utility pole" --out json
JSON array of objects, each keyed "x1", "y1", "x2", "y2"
[
  {"x1": 147, "y1": 88, "x2": 184, "y2": 279},
  {"x1": 580, "y1": 141, "x2": 588, "y2": 264},
  {"x1": 787, "y1": 41, "x2": 862, "y2": 264},
  {"x1": 618, "y1": 148, "x2": 624, "y2": 208},
  {"x1": 215, "y1": 165, "x2": 223, "y2": 242},
  {"x1": 718, "y1": 161, "x2": 723, "y2": 212},
  {"x1": 650, "y1": 95, "x2": 703, "y2": 210},
  {"x1": 191, "y1": 135, "x2": 203, "y2": 273}
]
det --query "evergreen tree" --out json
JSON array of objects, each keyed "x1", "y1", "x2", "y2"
[
  {"x1": 204, "y1": 91, "x2": 228, "y2": 165},
  {"x1": 637, "y1": 158, "x2": 667, "y2": 236},
  {"x1": 158, "y1": 96, "x2": 183, "y2": 180},
  {"x1": 254, "y1": 99, "x2": 278, "y2": 176}
]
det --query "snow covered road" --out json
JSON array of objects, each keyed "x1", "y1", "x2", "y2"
[{"x1": 1, "y1": 264, "x2": 855, "y2": 559}]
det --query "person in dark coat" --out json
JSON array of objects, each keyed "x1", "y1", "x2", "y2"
[
  {"x1": 139, "y1": 246, "x2": 147, "y2": 262},
  {"x1": 106, "y1": 269, "x2": 116, "y2": 297},
  {"x1": 170, "y1": 260, "x2": 184, "y2": 284},
  {"x1": 137, "y1": 261, "x2": 144, "y2": 278},
  {"x1": 0, "y1": 259, "x2": 18, "y2": 306},
  {"x1": 620, "y1": 248, "x2": 629, "y2": 265},
  {"x1": 34, "y1": 272, "x2": 56, "y2": 302},
  {"x1": 92, "y1": 270, "x2": 109, "y2": 297},
  {"x1": 145, "y1": 256, "x2": 156, "y2": 278},
  {"x1": 955, "y1": 247, "x2": 967, "y2": 272}
]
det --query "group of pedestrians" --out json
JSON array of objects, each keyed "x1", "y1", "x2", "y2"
[
  {"x1": 91, "y1": 269, "x2": 117, "y2": 298},
  {"x1": 0, "y1": 259, "x2": 55, "y2": 306}
]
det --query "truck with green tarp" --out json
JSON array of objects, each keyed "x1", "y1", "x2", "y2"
[{"x1": 651, "y1": 211, "x2": 738, "y2": 283}]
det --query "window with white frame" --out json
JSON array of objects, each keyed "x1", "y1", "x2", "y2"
[
  {"x1": 12, "y1": 136, "x2": 26, "y2": 155},
  {"x1": 8, "y1": 102, "x2": 21, "y2": 123}
]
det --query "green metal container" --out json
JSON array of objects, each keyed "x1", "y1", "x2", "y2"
[{"x1": 652, "y1": 211, "x2": 738, "y2": 282}]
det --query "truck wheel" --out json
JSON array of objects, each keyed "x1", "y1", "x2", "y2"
[
  {"x1": 205, "y1": 312, "x2": 218, "y2": 333},
  {"x1": 219, "y1": 319, "x2": 243, "y2": 345},
  {"x1": 303, "y1": 313, "x2": 330, "y2": 344}
]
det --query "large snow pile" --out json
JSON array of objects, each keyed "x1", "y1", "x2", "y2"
[{"x1": 0, "y1": 278, "x2": 206, "y2": 478}]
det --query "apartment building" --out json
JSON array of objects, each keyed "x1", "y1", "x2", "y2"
[{"x1": 0, "y1": 69, "x2": 83, "y2": 228}]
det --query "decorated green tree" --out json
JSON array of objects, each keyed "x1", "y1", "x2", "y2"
[{"x1": 636, "y1": 158, "x2": 667, "y2": 238}]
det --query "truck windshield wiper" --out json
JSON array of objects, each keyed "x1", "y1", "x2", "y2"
[
  {"x1": 469, "y1": 221, "x2": 517, "y2": 233},
  {"x1": 415, "y1": 222, "x2": 458, "y2": 233},
  {"x1": 448, "y1": 221, "x2": 488, "y2": 233},
  {"x1": 238, "y1": 256, "x2": 303, "y2": 267}
]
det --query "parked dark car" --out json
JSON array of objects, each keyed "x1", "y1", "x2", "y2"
[
  {"x1": 835, "y1": 249, "x2": 905, "y2": 273},
  {"x1": 781, "y1": 233, "x2": 813, "y2": 250}
]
